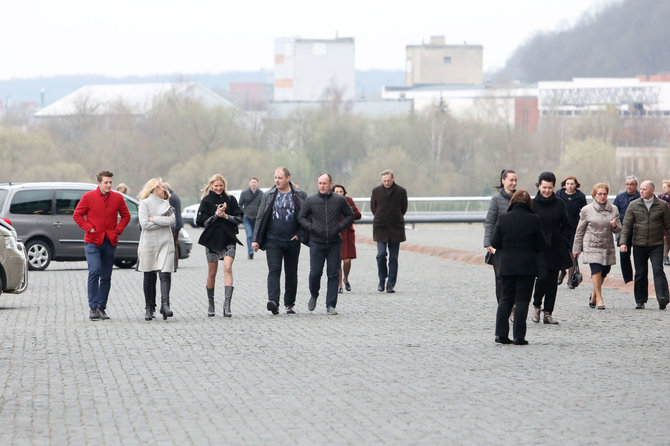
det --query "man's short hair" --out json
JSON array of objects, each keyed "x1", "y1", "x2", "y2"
[
  {"x1": 276, "y1": 167, "x2": 290, "y2": 178},
  {"x1": 643, "y1": 180, "x2": 655, "y2": 191},
  {"x1": 625, "y1": 175, "x2": 638, "y2": 185},
  {"x1": 380, "y1": 169, "x2": 394, "y2": 178},
  {"x1": 96, "y1": 170, "x2": 114, "y2": 182},
  {"x1": 319, "y1": 173, "x2": 333, "y2": 182},
  {"x1": 250, "y1": 176, "x2": 259, "y2": 182}
]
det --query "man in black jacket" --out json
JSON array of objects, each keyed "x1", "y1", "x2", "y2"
[
  {"x1": 298, "y1": 173, "x2": 354, "y2": 315},
  {"x1": 239, "y1": 177, "x2": 262, "y2": 259},
  {"x1": 252, "y1": 167, "x2": 306, "y2": 315}
]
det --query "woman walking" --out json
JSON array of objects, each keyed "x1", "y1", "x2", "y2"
[
  {"x1": 196, "y1": 174, "x2": 243, "y2": 317},
  {"x1": 532, "y1": 171, "x2": 573, "y2": 325},
  {"x1": 137, "y1": 178, "x2": 176, "y2": 321},
  {"x1": 556, "y1": 176, "x2": 587, "y2": 287},
  {"x1": 483, "y1": 169, "x2": 517, "y2": 302},
  {"x1": 490, "y1": 190, "x2": 546, "y2": 345},
  {"x1": 332, "y1": 185, "x2": 362, "y2": 293},
  {"x1": 572, "y1": 183, "x2": 621, "y2": 309}
]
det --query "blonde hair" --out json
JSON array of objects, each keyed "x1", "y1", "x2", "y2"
[
  {"x1": 116, "y1": 183, "x2": 129, "y2": 194},
  {"x1": 663, "y1": 179, "x2": 670, "y2": 188},
  {"x1": 139, "y1": 178, "x2": 170, "y2": 201},
  {"x1": 591, "y1": 183, "x2": 609, "y2": 198},
  {"x1": 201, "y1": 174, "x2": 227, "y2": 199}
]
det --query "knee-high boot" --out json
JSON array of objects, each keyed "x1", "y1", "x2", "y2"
[
  {"x1": 224, "y1": 286, "x2": 233, "y2": 317},
  {"x1": 159, "y1": 272, "x2": 173, "y2": 320},
  {"x1": 207, "y1": 287, "x2": 215, "y2": 317},
  {"x1": 143, "y1": 272, "x2": 157, "y2": 321}
]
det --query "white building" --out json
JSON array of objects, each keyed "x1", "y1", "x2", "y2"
[{"x1": 274, "y1": 37, "x2": 355, "y2": 102}]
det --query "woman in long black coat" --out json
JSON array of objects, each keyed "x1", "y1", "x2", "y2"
[
  {"x1": 490, "y1": 190, "x2": 546, "y2": 345},
  {"x1": 532, "y1": 172, "x2": 574, "y2": 325},
  {"x1": 555, "y1": 175, "x2": 587, "y2": 287}
]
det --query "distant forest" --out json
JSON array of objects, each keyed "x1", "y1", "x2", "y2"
[{"x1": 497, "y1": 0, "x2": 670, "y2": 82}]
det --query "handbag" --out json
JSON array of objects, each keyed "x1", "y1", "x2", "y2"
[{"x1": 568, "y1": 259, "x2": 583, "y2": 288}]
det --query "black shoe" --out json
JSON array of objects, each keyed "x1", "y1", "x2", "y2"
[
  {"x1": 589, "y1": 293, "x2": 596, "y2": 309},
  {"x1": 659, "y1": 299, "x2": 668, "y2": 310},
  {"x1": 377, "y1": 280, "x2": 385, "y2": 292},
  {"x1": 635, "y1": 302, "x2": 645, "y2": 309},
  {"x1": 248, "y1": 253, "x2": 253, "y2": 260},
  {"x1": 145, "y1": 308, "x2": 152, "y2": 321},
  {"x1": 386, "y1": 284, "x2": 395, "y2": 293},
  {"x1": 89, "y1": 308, "x2": 101, "y2": 320},
  {"x1": 308, "y1": 296, "x2": 317, "y2": 312},
  {"x1": 267, "y1": 300, "x2": 279, "y2": 315},
  {"x1": 99, "y1": 309, "x2": 110, "y2": 320},
  {"x1": 495, "y1": 336, "x2": 512, "y2": 344},
  {"x1": 344, "y1": 282, "x2": 351, "y2": 292},
  {"x1": 513, "y1": 339, "x2": 529, "y2": 345},
  {"x1": 597, "y1": 305, "x2": 606, "y2": 310},
  {"x1": 286, "y1": 306, "x2": 296, "y2": 314}
]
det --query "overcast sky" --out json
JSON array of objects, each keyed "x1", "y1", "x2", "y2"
[{"x1": 1, "y1": 0, "x2": 617, "y2": 80}]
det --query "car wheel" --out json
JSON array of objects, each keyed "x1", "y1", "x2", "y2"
[
  {"x1": 114, "y1": 259, "x2": 137, "y2": 269},
  {"x1": 25, "y1": 239, "x2": 52, "y2": 271}
]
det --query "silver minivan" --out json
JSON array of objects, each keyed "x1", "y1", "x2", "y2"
[{"x1": 0, "y1": 182, "x2": 192, "y2": 270}]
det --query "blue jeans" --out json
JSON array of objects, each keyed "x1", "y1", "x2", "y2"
[
  {"x1": 84, "y1": 240, "x2": 116, "y2": 309},
  {"x1": 265, "y1": 239, "x2": 301, "y2": 307},
  {"x1": 376, "y1": 242, "x2": 400, "y2": 287},
  {"x1": 243, "y1": 217, "x2": 256, "y2": 255},
  {"x1": 309, "y1": 240, "x2": 342, "y2": 308}
]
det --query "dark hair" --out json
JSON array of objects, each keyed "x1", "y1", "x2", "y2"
[
  {"x1": 497, "y1": 169, "x2": 516, "y2": 189},
  {"x1": 332, "y1": 184, "x2": 347, "y2": 195},
  {"x1": 275, "y1": 167, "x2": 291, "y2": 178},
  {"x1": 96, "y1": 170, "x2": 114, "y2": 182},
  {"x1": 510, "y1": 190, "x2": 533, "y2": 208},
  {"x1": 536, "y1": 171, "x2": 556, "y2": 188},
  {"x1": 560, "y1": 175, "x2": 581, "y2": 188},
  {"x1": 250, "y1": 176, "x2": 259, "y2": 182}
]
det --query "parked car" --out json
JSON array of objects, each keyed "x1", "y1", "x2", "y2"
[
  {"x1": 0, "y1": 219, "x2": 28, "y2": 295},
  {"x1": 182, "y1": 204, "x2": 199, "y2": 228},
  {"x1": 0, "y1": 182, "x2": 193, "y2": 271}
]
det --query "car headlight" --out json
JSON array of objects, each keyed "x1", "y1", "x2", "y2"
[{"x1": 4, "y1": 235, "x2": 17, "y2": 249}]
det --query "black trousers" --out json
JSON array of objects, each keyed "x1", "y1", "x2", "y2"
[
  {"x1": 533, "y1": 268, "x2": 559, "y2": 314},
  {"x1": 309, "y1": 240, "x2": 342, "y2": 308},
  {"x1": 496, "y1": 275, "x2": 535, "y2": 341},
  {"x1": 619, "y1": 249, "x2": 634, "y2": 284},
  {"x1": 493, "y1": 265, "x2": 503, "y2": 303},
  {"x1": 265, "y1": 239, "x2": 301, "y2": 307},
  {"x1": 632, "y1": 245, "x2": 669, "y2": 305}
]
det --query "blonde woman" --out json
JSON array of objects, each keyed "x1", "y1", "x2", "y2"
[
  {"x1": 137, "y1": 178, "x2": 176, "y2": 321},
  {"x1": 196, "y1": 174, "x2": 243, "y2": 317}
]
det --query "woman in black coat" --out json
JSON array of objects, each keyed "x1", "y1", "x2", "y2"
[
  {"x1": 490, "y1": 190, "x2": 546, "y2": 345},
  {"x1": 532, "y1": 172, "x2": 574, "y2": 325},
  {"x1": 196, "y1": 174, "x2": 243, "y2": 318},
  {"x1": 555, "y1": 175, "x2": 587, "y2": 287}
]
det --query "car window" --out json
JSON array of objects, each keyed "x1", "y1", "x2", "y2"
[
  {"x1": 124, "y1": 198, "x2": 138, "y2": 220},
  {"x1": 55, "y1": 189, "x2": 88, "y2": 215},
  {"x1": 9, "y1": 189, "x2": 53, "y2": 215}
]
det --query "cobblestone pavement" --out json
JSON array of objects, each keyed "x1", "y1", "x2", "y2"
[{"x1": 1, "y1": 224, "x2": 669, "y2": 445}]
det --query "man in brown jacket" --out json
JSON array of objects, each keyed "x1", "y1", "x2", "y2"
[
  {"x1": 620, "y1": 180, "x2": 670, "y2": 309},
  {"x1": 370, "y1": 169, "x2": 408, "y2": 293}
]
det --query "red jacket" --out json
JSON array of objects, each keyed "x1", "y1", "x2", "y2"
[{"x1": 73, "y1": 188, "x2": 131, "y2": 246}]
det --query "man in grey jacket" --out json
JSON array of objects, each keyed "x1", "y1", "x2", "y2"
[
  {"x1": 298, "y1": 173, "x2": 354, "y2": 315},
  {"x1": 620, "y1": 180, "x2": 670, "y2": 309}
]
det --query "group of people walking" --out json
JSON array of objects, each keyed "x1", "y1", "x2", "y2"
[
  {"x1": 486, "y1": 171, "x2": 670, "y2": 345},
  {"x1": 73, "y1": 168, "x2": 408, "y2": 321}
]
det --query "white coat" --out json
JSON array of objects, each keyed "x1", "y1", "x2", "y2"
[{"x1": 137, "y1": 194, "x2": 176, "y2": 273}]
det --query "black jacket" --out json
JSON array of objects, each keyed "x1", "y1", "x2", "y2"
[
  {"x1": 298, "y1": 191, "x2": 354, "y2": 245},
  {"x1": 555, "y1": 187, "x2": 587, "y2": 234},
  {"x1": 196, "y1": 190, "x2": 243, "y2": 250},
  {"x1": 239, "y1": 187, "x2": 263, "y2": 219},
  {"x1": 252, "y1": 184, "x2": 307, "y2": 250},
  {"x1": 490, "y1": 202, "x2": 547, "y2": 276},
  {"x1": 533, "y1": 193, "x2": 574, "y2": 271}
]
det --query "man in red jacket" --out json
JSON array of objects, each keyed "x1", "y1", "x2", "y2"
[{"x1": 73, "y1": 171, "x2": 131, "y2": 320}]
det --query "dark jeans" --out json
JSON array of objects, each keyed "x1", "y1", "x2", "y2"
[
  {"x1": 309, "y1": 240, "x2": 342, "y2": 308},
  {"x1": 619, "y1": 249, "x2": 634, "y2": 284},
  {"x1": 243, "y1": 217, "x2": 256, "y2": 256},
  {"x1": 496, "y1": 275, "x2": 535, "y2": 341},
  {"x1": 84, "y1": 240, "x2": 116, "y2": 310},
  {"x1": 533, "y1": 268, "x2": 558, "y2": 314},
  {"x1": 632, "y1": 245, "x2": 669, "y2": 305},
  {"x1": 376, "y1": 242, "x2": 400, "y2": 287},
  {"x1": 265, "y1": 239, "x2": 300, "y2": 307}
]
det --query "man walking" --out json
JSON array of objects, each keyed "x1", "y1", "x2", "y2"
[
  {"x1": 73, "y1": 170, "x2": 131, "y2": 320},
  {"x1": 620, "y1": 180, "x2": 670, "y2": 310},
  {"x1": 370, "y1": 169, "x2": 408, "y2": 293},
  {"x1": 298, "y1": 174, "x2": 354, "y2": 315},
  {"x1": 239, "y1": 177, "x2": 262, "y2": 259},
  {"x1": 252, "y1": 168, "x2": 306, "y2": 315},
  {"x1": 613, "y1": 175, "x2": 640, "y2": 283}
]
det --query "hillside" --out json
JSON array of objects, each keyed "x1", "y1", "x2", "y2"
[{"x1": 497, "y1": 0, "x2": 670, "y2": 82}]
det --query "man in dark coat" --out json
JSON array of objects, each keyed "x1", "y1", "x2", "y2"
[
  {"x1": 370, "y1": 169, "x2": 408, "y2": 293},
  {"x1": 239, "y1": 176, "x2": 262, "y2": 260},
  {"x1": 613, "y1": 175, "x2": 640, "y2": 283}
]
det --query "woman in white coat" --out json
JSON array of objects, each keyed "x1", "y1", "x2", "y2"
[{"x1": 138, "y1": 178, "x2": 176, "y2": 320}]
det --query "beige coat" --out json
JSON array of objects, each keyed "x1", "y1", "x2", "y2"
[
  {"x1": 137, "y1": 194, "x2": 176, "y2": 273},
  {"x1": 572, "y1": 201, "x2": 622, "y2": 265}
]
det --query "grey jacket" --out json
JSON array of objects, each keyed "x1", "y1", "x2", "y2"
[
  {"x1": 620, "y1": 196, "x2": 670, "y2": 247},
  {"x1": 483, "y1": 189, "x2": 512, "y2": 247},
  {"x1": 572, "y1": 201, "x2": 621, "y2": 265}
]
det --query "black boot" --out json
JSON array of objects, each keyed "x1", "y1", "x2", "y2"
[
  {"x1": 207, "y1": 287, "x2": 215, "y2": 317},
  {"x1": 143, "y1": 272, "x2": 157, "y2": 321},
  {"x1": 224, "y1": 286, "x2": 233, "y2": 317},
  {"x1": 159, "y1": 273, "x2": 173, "y2": 320}
]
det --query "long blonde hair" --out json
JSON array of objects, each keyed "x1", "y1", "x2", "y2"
[
  {"x1": 139, "y1": 178, "x2": 170, "y2": 201},
  {"x1": 201, "y1": 174, "x2": 227, "y2": 198}
]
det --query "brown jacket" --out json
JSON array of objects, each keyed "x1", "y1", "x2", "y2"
[
  {"x1": 370, "y1": 182, "x2": 408, "y2": 244},
  {"x1": 620, "y1": 196, "x2": 670, "y2": 247},
  {"x1": 572, "y1": 201, "x2": 621, "y2": 265}
]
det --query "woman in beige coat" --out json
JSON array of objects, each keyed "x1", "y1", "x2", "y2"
[
  {"x1": 572, "y1": 183, "x2": 622, "y2": 309},
  {"x1": 138, "y1": 178, "x2": 176, "y2": 320}
]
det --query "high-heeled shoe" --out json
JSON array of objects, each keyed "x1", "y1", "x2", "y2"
[{"x1": 589, "y1": 293, "x2": 596, "y2": 309}]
